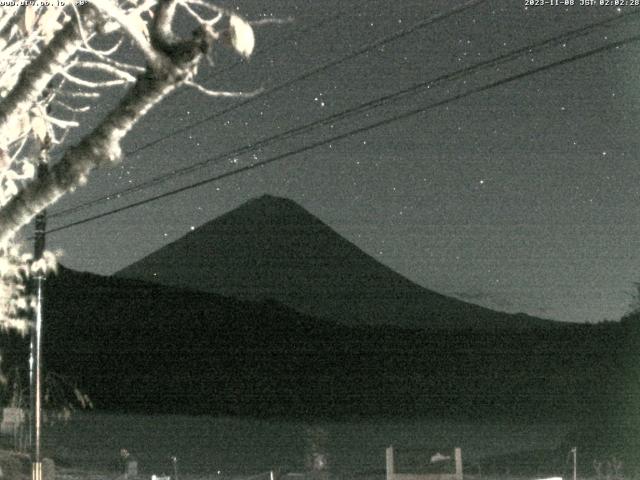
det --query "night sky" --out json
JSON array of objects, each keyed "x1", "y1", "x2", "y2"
[{"x1": 40, "y1": 0, "x2": 640, "y2": 324}]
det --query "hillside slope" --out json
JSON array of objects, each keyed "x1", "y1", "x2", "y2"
[
  {"x1": 117, "y1": 195, "x2": 556, "y2": 330},
  {"x1": 0, "y1": 267, "x2": 621, "y2": 422}
]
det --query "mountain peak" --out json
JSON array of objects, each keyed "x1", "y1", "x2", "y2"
[
  {"x1": 254, "y1": 193, "x2": 294, "y2": 204},
  {"x1": 117, "y1": 195, "x2": 558, "y2": 330},
  {"x1": 241, "y1": 194, "x2": 316, "y2": 217},
  {"x1": 180, "y1": 196, "x2": 330, "y2": 241}
]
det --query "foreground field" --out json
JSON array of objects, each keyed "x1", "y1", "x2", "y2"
[{"x1": 35, "y1": 413, "x2": 575, "y2": 478}]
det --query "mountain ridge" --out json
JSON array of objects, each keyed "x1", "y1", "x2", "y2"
[
  {"x1": 5, "y1": 265, "x2": 625, "y2": 422},
  {"x1": 117, "y1": 194, "x2": 558, "y2": 330}
]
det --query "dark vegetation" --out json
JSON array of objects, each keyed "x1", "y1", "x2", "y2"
[
  {"x1": 0, "y1": 268, "x2": 635, "y2": 421},
  {"x1": 3, "y1": 196, "x2": 639, "y2": 472},
  {"x1": 0, "y1": 267, "x2": 638, "y2": 471}
]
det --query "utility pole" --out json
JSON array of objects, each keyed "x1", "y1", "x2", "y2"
[
  {"x1": 30, "y1": 156, "x2": 48, "y2": 480},
  {"x1": 572, "y1": 447, "x2": 577, "y2": 480}
]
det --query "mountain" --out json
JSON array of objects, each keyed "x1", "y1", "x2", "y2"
[
  {"x1": 0, "y1": 266, "x2": 629, "y2": 423},
  {"x1": 117, "y1": 195, "x2": 556, "y2": 330},
  {"x1": 0, "y1": 265, "x2": 629, "y2": 468}
]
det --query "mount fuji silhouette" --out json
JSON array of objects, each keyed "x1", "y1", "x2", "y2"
[{"x1": 117, "y1": 195, "x2": 556, "y2": 330}]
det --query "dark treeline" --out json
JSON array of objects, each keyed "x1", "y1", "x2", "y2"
[
  {"x1": 14, "y1": 267, "x2": 635, "y2": 421},
  {"x1": 0, "y1": 267, "x2": 638, "y2": 468}
]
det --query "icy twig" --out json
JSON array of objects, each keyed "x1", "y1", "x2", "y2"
[
  {"x1": 184, "y1": 80, "x2": 262, "y2": 98},
  {"x1": 72, "y1": 61, "x2": 137, "y2": 82},
  {"x1": 60, "y1": 70, "x2": 129, "y2": 88},
  {"x1": 91, "y1": 0, "x2": 161, "y2": 68}
]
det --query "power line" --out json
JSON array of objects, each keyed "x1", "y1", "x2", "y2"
[
  {"x1": 50, "y1": 0, "x2": 487, "y2": 219},
  {"x1": 43, "y1": 31, "x2": 640, "y2": 237},
  {"x1": 48, "y1": 8, "x2": 640, "y2": 220},
  {"x1": 122, "y1": 0, "x2": 487, "y2": 157},
  {"x1": 47, "y1": 5, "x2": 380, "y2": 221}
]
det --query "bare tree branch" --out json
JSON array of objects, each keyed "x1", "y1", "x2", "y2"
[
  {"x1": 0, "y1": 0, "x2": 258, "y2": 329},
  {"x1": 0, "y1": 5, "x2": 99, "y2": 136},
  {"x1": 0, "y1": 1, "x2": 214, "y2": 243}
]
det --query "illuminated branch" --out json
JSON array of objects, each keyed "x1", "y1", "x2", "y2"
[{"x1": 0, "y1": 0, "x2": 257, "y2": 329}]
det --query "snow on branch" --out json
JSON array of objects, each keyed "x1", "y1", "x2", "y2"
[
  {"x1": 0, "y1": 5, "x2": 99, "y2": 144},
  {"x1": 91, "y1": 0, "x2": 161, "y2": 67},
  {"x1": 184, "y1": 80, "x2": 262, "y2": 98},
  {"x1": 0, "y1": 0, "x2": 259, "y2": 330}
]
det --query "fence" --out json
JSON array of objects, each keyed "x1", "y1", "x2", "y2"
[{"x1": 386, "y1": 447, "x2": 462, "y2": 480}]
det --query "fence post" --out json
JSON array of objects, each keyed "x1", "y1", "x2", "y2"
[
  {"x1": 386, "y1": 447, "x2": 395, "y2": 480},
  {"x1": 454, "y1": 448, "x2": 462, "y2": 480}
]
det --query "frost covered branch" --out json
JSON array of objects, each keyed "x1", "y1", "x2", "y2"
[
  {"x1": 184, "y1": 80, "x2": 263, "y2": 97},
  {"x1": 0, "y1": 0, "x2": 257, "y2": 330}
]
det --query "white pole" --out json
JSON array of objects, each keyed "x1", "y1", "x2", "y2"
[
  {"x1": 386, "y1": 446, "x2": 395, "y2": 480},
  {"x1": 454, "y1": 448, "x2": 462, "y2": 480},
  {"x1": 30, "y1": 160, "x2": 47, "y2": 480}
]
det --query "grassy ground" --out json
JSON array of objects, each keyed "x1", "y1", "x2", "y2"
[
  {"x1": 5, "y1": 451, "x2": 640, "y2": 480},
  {"x1": 3, "y1": 413, "x2": 624, "y2": 480}
]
